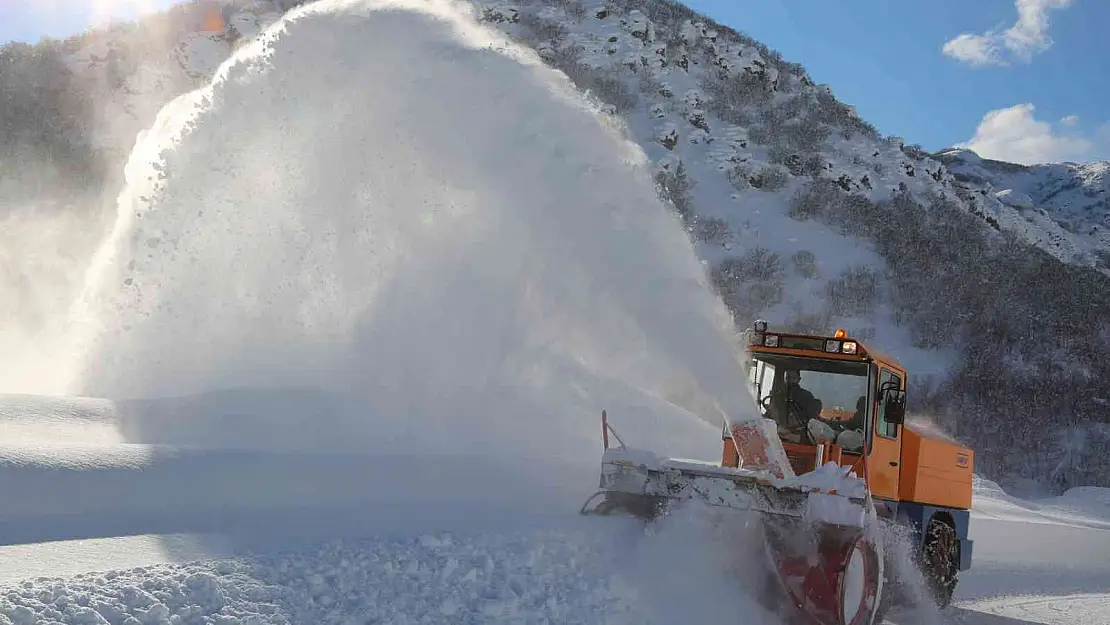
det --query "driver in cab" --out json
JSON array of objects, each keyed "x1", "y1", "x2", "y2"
[{"x1": 768, "y1": 368, "x2": 823, "y2": 443}]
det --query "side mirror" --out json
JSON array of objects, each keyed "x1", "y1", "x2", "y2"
[{"x1": 884, "y1": 390, "x2": 906, "y2": 425}]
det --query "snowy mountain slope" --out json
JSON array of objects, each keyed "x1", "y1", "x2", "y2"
[
  {"x1": 470, "y1": 0, "x2": 964, "y2": 366},
  {"x1": 935, "y1": 148, "x2": 1110, "y2": 273},
  {"x1": 458, "y1": 0, "x2": 1110, "y2": 494}
]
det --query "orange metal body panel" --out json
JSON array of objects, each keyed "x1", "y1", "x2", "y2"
[
  {"x1": 722, "y1": 439, "x2": 739, "y2": 468},
  {"x1": 899, "y1": 428, "x2": 974, "y2": 510},
  {"x1": 868, "y1": 433, "x2": 902, "y2": 501},
  {"x1": 782, "y1": 441, "x2": 864, "y2": 478}
]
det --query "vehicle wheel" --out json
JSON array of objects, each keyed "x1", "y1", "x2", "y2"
[{"x1": 922, "y1": 519, "x2": 959, "y2": 607}]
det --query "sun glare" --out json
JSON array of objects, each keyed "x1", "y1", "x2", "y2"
[{"x1": 35, "y1": 0, "x2": 183, "y2": 35}]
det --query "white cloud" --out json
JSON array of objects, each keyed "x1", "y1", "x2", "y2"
[
  {"x1": 1060, "y1": 114, "x2": 1080, "y2": 127},
  {"x1": 957, "y1": 103, "x2": 1097, "y2": 165},
  {"x1": 942, "y1": 33, "x2": 1004, "y2": 66},
  {"x1": 942, "y1": 0, "x2": 1073, "y2": 67}
]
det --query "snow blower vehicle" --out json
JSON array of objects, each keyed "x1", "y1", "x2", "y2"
[{"x1": 581, "y1": 321, "x2": 975, "y2": 625}]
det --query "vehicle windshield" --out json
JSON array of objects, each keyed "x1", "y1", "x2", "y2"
[{"x1": 744, "y1": 353, "x2": 870, "y2": 450}]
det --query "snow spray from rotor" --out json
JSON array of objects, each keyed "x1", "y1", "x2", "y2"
[{"x1": 69, "y1": 0, "x2": 756, "y2": 461}]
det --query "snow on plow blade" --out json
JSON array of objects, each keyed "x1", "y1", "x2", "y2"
[
  {"x1": 581, "y1": 411, "x2": 884, "y2": 625},
  {"x1": 580, "y1": 445, "x2": 869, "y2": 524}
]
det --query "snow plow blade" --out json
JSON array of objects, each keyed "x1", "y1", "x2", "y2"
[{"x1": 581, "y1": 411, "x2": 884, "y2": 625}]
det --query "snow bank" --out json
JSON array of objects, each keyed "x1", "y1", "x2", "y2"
[
  {"x1": 0, "y1": 393, "x2": 120, "y2": 445},
  {"x1": 972, "y1": 474, "x2": 1110, "y2": 530},
  {"x1": 0, "y1": 439, "x2": 603, "y2": 545},
  {"x1": 1041, "y1": 486, "x2": 1110, "y2": 523},
  {"x1": 0, "y1": 519, "x2": 774, "y2": 625}
]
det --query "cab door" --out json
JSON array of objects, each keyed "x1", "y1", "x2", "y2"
[{"x1": 867, "y1": 365, "x2": 904, "y2": 501}]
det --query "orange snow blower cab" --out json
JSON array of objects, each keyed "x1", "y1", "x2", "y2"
[{"x1": 581, "y1": 320, "x2": 974, "y2": 625}]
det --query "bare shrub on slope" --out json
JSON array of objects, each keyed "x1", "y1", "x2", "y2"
[
  {"x1": 788, "y1": 176, "x2": 1110, "y2": 487},
  {"x1": 710, "y1": 247, "x2": 785, "y2": 324}
]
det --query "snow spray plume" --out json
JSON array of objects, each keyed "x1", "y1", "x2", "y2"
[
  {"x1": 66, "y1": 0, "x2": 758, "y2": 462},
  {"x1": 906, "y1": 414, "x2": 965, "y2": 447},
  {"x1": 0, "y1": 183, "x2": 112, "y2": 396},
  {"x1": 874, "y1": 519, "x2": 947, "y2": 625},
  {"x1": 609, "y1": 504, "x2": 781, "y2": 623}
]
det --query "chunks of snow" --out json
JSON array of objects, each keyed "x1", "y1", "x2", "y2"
[
  {"x1": 683, "y1": 88, "x2": 704, "y2": 110},
  {"x1": 780, "y1": 461, "x2": 867, "y2": 499},
  {"x1": 735, "y1": 48, "x2": 778, "y2": 87},
  {"x1": 678, "y1": 20, "x2": 701, "y2": 46},
  {"x1": 804, "y1": 491, "x2": 867, "y2": 526},
  {"x1": 601, "y1": 445, "x2": 665, "y2": 470},
  {"x1": 0, "y1": 531, "x2": 677, "y2": 625},
  {"x1": 620, "y1": 10, "x2": 654, "y2": 42}
]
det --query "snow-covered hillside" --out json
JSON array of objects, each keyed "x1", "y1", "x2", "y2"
[
  {"x1": 451, "y1": 0, "x2": 1110, "y2": 494},
  {"x1": 935, "y1": 148, "x2": 1110, "y2": 273}
]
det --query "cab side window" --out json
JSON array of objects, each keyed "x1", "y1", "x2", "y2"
[{"x1": 876, "y1": 369, "x2": 902, "y2": 438}]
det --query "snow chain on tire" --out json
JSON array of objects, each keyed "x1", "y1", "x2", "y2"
[{"x1": 922, "y1": 519, "x2": 959, "y2": 608}]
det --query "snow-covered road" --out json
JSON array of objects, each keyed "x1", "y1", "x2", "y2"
[
  {"x1": 948, "y1": 479, "x2": 1110, "y2": 624},
  {"x1": 1, "y1": 394, "x2": 1108, "y2": 625}
]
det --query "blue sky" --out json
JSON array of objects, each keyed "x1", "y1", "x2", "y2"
[
  {"x1": 0, "y1": 0, "x2": 179, "y2": 45},
  {"x1": 1, "y1": 0, "x2": 1106, "y2": 165},
  {"x1": 682, "y1": 0, "x2": 1109, "y2": 165}
]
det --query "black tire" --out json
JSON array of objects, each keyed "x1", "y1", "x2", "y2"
[{"x1": 922, "y1": 519, "x2": 959, "y2": 608}]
